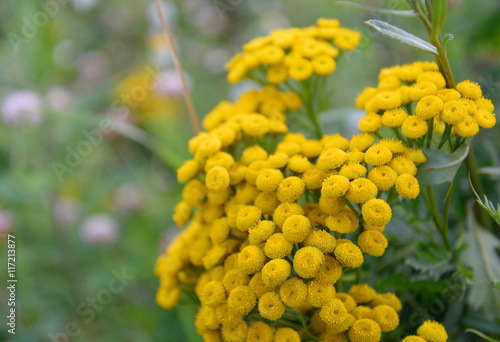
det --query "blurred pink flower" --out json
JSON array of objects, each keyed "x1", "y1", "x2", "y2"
[
  {"x1": 46, "y1": 86, "x2": 73, "y2": 112},
  {"x1": 1, "y1": 90, "x2": 44, "y2": 126},
  {"x1": 53, "y1": 197, "x2": 81, "y2": 226},
  {"x1": 79, "y1": 214, "x2": 119, "y2": 246},
  {"x1": 0, "y1": 211, "x2": 13, "y2": 238},
  {"x1": 76, "y1": 51, "x2": 109, "y2": 87},
  {"x1": 154, "y1": 69, "x2": 190, "y2": 98},
  {"x1": 113, "y1": 184, "x2": 145, "y2": 213}
]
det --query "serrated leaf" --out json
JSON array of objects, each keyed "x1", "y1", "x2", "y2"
[
  {"x1": 335, "y1": 1, "x2": 418, "y2": 17},
  {"x1": 365, "y1": 19, "x2": 438, "y2": 55},
  {"x1": 416, "y1": 144, "x2": 469, "y2": 186},
  {"x1": 406, "y1": 243, "x2": 453, "y2": 278},
  {"x1": 461, "y1": 208, "x2": 500, "y2": 320}
]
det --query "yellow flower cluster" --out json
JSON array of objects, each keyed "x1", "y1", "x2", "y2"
[
  {"x1": 356, "y1": 61, "x2": 496, "y2": 142},
  {"x1": 225, "y1": 18, "x2": 361, "y2": 84},
  {"x1": 402, "y1": 320, "x2": 448, "y2": 342}
]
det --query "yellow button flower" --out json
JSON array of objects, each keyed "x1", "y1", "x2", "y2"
[
  {"x1": 358, "y1": 230, "x2": 388, "y2": 257},
  {"x1": 416, "y1": 95, "x2": 444, "y2": 120},
  {"x1": 474, "y1": 109, "x2": 496, "y2": 129},
  {"x1": 317, "y1": 147, "x2": 348, "y2": 171},
  {"x1": 200, "y1": 281, "x2": 226, "y2": 307},
  {"x1": 322, "y1": 133, "x2": 350, "y2": 150},
  {"x1": 267, "y1": 64, "x2": 288, "y2": 84},
  {"x1": 319, "y1": 298, "x2": 348, "y2": 325},
  {"x1": 322, "y1": 175, "x2": 351, "y2": 198},
  {"x1": 247, "y1": 321, "x2": 275, "y2": 342},
  {"x1": 236, "y1": 206, "x2": 262, "y2": 232},
  {"x1": 368, "y1": 166, "x2": 397, "y2": 191},
  {"x1": 402, "y1": 147, "x2": 427, "y2": 164},
  {"x1": 402, "y1": 336, "x2": 427, "y2": 342},
  {"x1": 372, "y1": 304, "x2": 399, "y2": 332},
  {"x1": 417, "y1": 320, "x2": 448, "y2": 342},
  {"x1": 454, "y1": 116, "x2": 479, "y2": 137},
  {"x1": 240, "y1": 145, "x2": 268, "y2": 166},
  {"x1": 402, "y1": 115, "x2": 428, "y2": 139},
  {"x1": 307, "y1": 279, "x2": 336, "y2": 307},
  {"x1": 289, "y1": 58, "x2": 314, "y2": 81},
  {"x1": 345, "y1": 178, "x2": 378, "y2": 204},
  {"x1": 313, "y1": 54, "x2": 337, "y2": 75},
  {"x1": 388, "y1": 156, "x2": 417, "y2": 176},
  {"x1": 362, "y1": 198, "x2": 392, "y2": 226},
  {"x1": 276, "y1": 176, "x2": 306, "y2": 203},
  {"x1": 315, "y1": 255, "x2": 342, "y2": 285},
  {"x1": 245, "y1": 160, "x2": 268, "y2": 185},
  {"x1": 156, "y1": 287, "x2": 181, "y2": 310},
  {"x1": 456, "y1": 79, "x2": 482, "y2": 99},
  {"x1": 381, "y1": 107, "x2": 408, "y2": 127},
  {"x1": 359, "y1": 113, "x2": 383, "y2": 133},
  {"x1": 280, "y1": 277, "x2": 308, "y2": 308},
  {"x1": 334, "y1": 242, "x2": 364, "y2": 269},
  {"x1": 365, "y1": 145, "x2": 393, "y2": 166},
  {"x1": 222, "y1": 268, "x2": 250, "y2": 292},
  {"x1": 262, "y1": 259, "x2": 291, "y2": 287},
  {"x1": 274, "y1": 327, "x2": 300, "y2": 342},
  {"x1": 258, "y1": 291, "x2": 286, "y2": 321},
  {"x1": 273, "y1": 202, "x2": 305, "y2": 228},
  {"x1": 293, "y1": 246, "x2": 325, "y2": 278},
  {"x1": 356, "y1": 87, "x2": 378, "y2": 109},
  {"x1": 440, "y1": 100, "x2": 467, "y2": 125},
  {"x1": 339, "y1": 163, "x2": 368, "y2": 180},
  {"x1": 395, "y1": 174, "x2": 420, "y2": 199},
  {"x1": 319, "y1": 196, "x2": 345, "y2": 215},
  {"x1": 288, "y1": 154, "x2": 314, "y2": 173},
  {"x1": 249, "y1": 272, "x2": 277, "y2": 299},
  {"x1": 303, "y1": 229, "x2": 337, "y2": 253},
  {"x1": 221, "y1": 317, "x2": 248, "y2": 342},
  {"x1": 352, "y1": 306, "x2": 374, "y2": 320},
  {"x1": 248, "y1": 220, "x2": 275, "y2": 245},
  {"x1": 416, "y1": 71, "x2": 446, "y2": 89},
  {"x1": 346, "y1": 149, "x2": 365, "y2": 164},
  {"x1": 326, "y1": 213, "x2": 357, "y2": 234},
  {"x1": 259, "y1": 45, "x2": 285, "y2": 65},
  {"x1": 228, "y1": 285, "x2": 257, "y2": 315},
  {"x1": 370, "y1": 292, "x2": 402, "y2": 312},
  {"x1": 410, "y1": 81, "x2": 438, "y2": 101},
  {"x1": 437, "y1": 88, "x2": 461, "y2": 103},
  {"x1": 348, "y1": 284, "x2": 377, "y2": 304},
  {"x1": 282, "y1": 215, "x2": 312, "y2": 243},
  {"x1": 348, "y1": 318, "x2": 381, "y2": 342},
  {"x1": 177, "y1": 159, "x2": 200, "y2": 184},
  {"x1": 350, "y1": 133, "x2": 376, "y2": 152},
  {"x1": 238, "y1": 245, "x2": 266, "y2": 274},
  {"x1": 206, "y1": 166, "x2": 230, "y2": 193},
  {"x1": 203, "y1": 245, "x2": 227, "y2": 270},
  {"x1": 264, "y1": 233, "x2": 294, "y2": 259},
  {"x1": 256, "y1": 168, "x2": 284, "y2": 192},
  {"x1": 302, "y1": 168, "x2": 328, "y2": 190}
]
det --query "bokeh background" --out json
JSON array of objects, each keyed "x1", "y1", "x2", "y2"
[{"x1": 0, "y1": 0, "x2": 499, "y2": 341}]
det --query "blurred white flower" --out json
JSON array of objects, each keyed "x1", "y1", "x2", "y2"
[
  {"x1": 79, "y1": 214, "x2": 119, "y2": 246},
  {"x1": 71, "y1": 0, "x2": 99, "y2": 12},
  {"x1": 46, "y1": 86, "x2": 73, "y2": 112},
  {"x1": 113, "y1": 184, "x2": 145, "y2": 213},
  {"x1": 53, "y1": 197, "x2": 81, "y2": 226},
  {"x1": 0, "y1": 211, "x2": 13, "y2": 238},
  {"x1": 1, "y1": 90, "x2": 44, "y2": 126},
  {"x1": 154, "y1": 69, "x2": 190, "y2": 97}
]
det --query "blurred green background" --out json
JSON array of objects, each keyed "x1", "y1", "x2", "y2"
[{"x1": 0, "y1": 0, "x2": 499, "y2": 341}]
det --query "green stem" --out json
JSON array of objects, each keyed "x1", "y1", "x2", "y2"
[
  {"x1": 443, "y1": 183, "x2": 453, "y2": 243},
  {"x1": 356, "y1": 266, "x2": 362, "y2": 284},
  {"x1": 465, "y1": 150, "x2": 492, "y2": 231},
  {"x1": 341, "y1": 197, "x2": 360, "y2": 217},
  {"x1": 426, "y1": 118, "x2": 434, "y2": 148},
  {"x1": 426, "y1": 185, "x2": 451, "y2": 250}
]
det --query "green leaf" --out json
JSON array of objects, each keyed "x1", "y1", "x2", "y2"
[
  {"x1": 416, "y1": 144, "x2": 469, "y2": 186},
  {"x1": 443, "y1": 33, "x2": 455, "y2": 49},
  {"x1": 460, "y1": 208, "x2": 500, "y2": 320},
  {"x1": 405, "y1": 243, "x2": 453, "y2": 278},
  {"x1": 432, "y1": 0, "x2": 447, "y2": 37},
  {"x1": 465, "y1": 329, "x2": 500, "y2": 342},
  {"x1": 365, "y1": 19, "x2": 438, "y2": 55},
  {"x1": 335, "y1": 1, "x2": 418, "y2": 17}
]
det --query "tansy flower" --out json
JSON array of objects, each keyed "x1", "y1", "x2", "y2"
[
  {"x1": 348, "y1": 318, "x2": 382, "y2": 342},
  {"x1": 402, "y1": 147, "x2": 427, "y2": 164},
  {"x1": 395, "y1": 174, "x2": 420, "y2": 199},
  {"x1": 359, "y1": 113, "x2": 383, "y2": 133},
  {"x1": 346, "y1": 149, "x2": 365, "y2": 164},
  {"x1": 315, "y1": 255, "x2": 343, "y2": 284},
  {"x1": 223, "y1": 269, "x2": 250, "y2": 292},
  {"x1": 372, "y1": 304, "x2": 399, "y2": 332},
  {"x1": 301, "y1": 140, "x2": 323, "y2": 158},
  {"x1": 345, "y1": 178, "x2": 378, "y2": 204},
  {"x1": 352, "y1": 306, "x2": 374, "y2": 320},
  {"x1": 437, "y1": 88, "x2": 461, "y2": 103},
  {"x1": 475, "y1": 97, "x2": 494, "y2": 112},
  {"x1": 348, "y1": 284, "x2": 377, "y2": 304},
  {"x1": 236, "y1": 206, "x2": 262, "y2": 232},
  {"x1": 313, "y1": 54, "x2": 337, "y2": 75},
  {"x1": 273, "y1": 202, "x2": 305, "y2": 228},
  {"x1": 339, "y1": 163, "x2": 367, "y2": 180},
  {"x1": 249, "y1": 272, "x2": 277, "y2": 298},
  {"x1": 276, "y1": 176, "x2": 306, "y2": 203},
  {"x1": 322, "y1": 133, "x2": 351, "y2": 150},
  {"x1": 205, "y1": 151, "x2": 235, "y2": 172},
  {"x1": 416, "y1": 71, "x2": 446, "y2": 89},
  {"x1": 358, "y1": 230, "x2": 388, "y2": 257},
  {"x1": 235, "y1": 183, "x2": 259, "y2": 205},
  {"x1": 267, "y1": 64, "x2": 288, "y2": 84},
  {"x1": 240, "y1": 145, "x2": 268, "y2": 166},
  {"x1": 394, "y1": 64, "x2": 422, "y2": 82},
  {"x1": 228, "y1": 163, "x2": 247, "y2": 185},
  {"x1": 334, "y1": 242, "x2": 363, "y2": 268},
  {"x1": 256, "y1": 168, "x2": 284, "y2": 192},
  {"x1": 303, "y1": 229, "x2": 337, "y2": 253},
  {"x1": 370, "y1": 292, "x2": 402, "y2": 312},
  {"x1": 454, "y1": 116, "x2": 479, "y2": 137},
  {"x1": 317, "y1": 148, "x2": 348, "y2": 171},
  {"x1": 264, "y1": 233, "x2": 293, "y2": 259},
  {"x1": 262, "y1": 259, "x2": 291, "y2": 287},
  {"x1": 258, "y1": 291, "x2": 286, "y2": 321},
  {"x1": 322, "y1": 175, "x2": 351, "y2": 198},
  {"x1": 254, "y1": 191, "x2": 280, "y2": 215},
  {"x1": 388, "y1": 156, "x2": 417, "y2": 176},
  {"x1": 228, "y1": 285, "x2": 256, "y2": 315},
  {"x1": 417, "y1": 320, "x2": 448, "y2": 342},
  {"x1": 409, "y1": 81, "x2": 438, "y2": 101},
  {"x1": 273, "y1": 327, "x2": 301, "y2": 342},
  {"x1": 156, "y1": 287, "x2": 181, "y2": 309},
  {"x1": 326, "y1": 213, "x2": 357, "y2": 234},
  {"x1": 440, "y1": 100, "x2": 467, "y2": 125},
  {"x1": 334, "y1": 28, "x2": 361, "y2": 51},
  {"x1": 371, "y1": 91, "x2": 402, "y2": 111},
  {"x1": 368, "y1": 166, "x2": 398, "y2": 191},
  {"x1": 200, "y1": 281, "x2": 226, "y2": 307},
  {"x1": 249, "y1": 220, "x2": 276, "y2": 245},
  {"x1": 416, "y1": 95, "x2": 444, "y2": 120},
  {"x1": 172, "y1": 201, "x2": 193, "y2": 227},
  {"x1": 456, "y1": 80, "x2": 482, "y2": 99},
  {"x1": 282, "y1": 215, "x2": 312, "y2": 243},
  {"x1": 280, "y1": 277, "x2": 308, "y2": 308},
  {"x1": 336, "y1": 293, "x2": 357, "y2": 312},
  {"x1": 293, "y1": 246, "x2": 325, "y2": 278},
  {"x1": 241, "y1": 114, "x2": 270, "y2": 136},
  {"x1": 289, "y1": 59, "x2": 314, "y2": 81},
  {"x1": 326, "y1": 313, "x2": 356, "y2": 334},
  {"x1": 288, "y1": 154, "x2": 314, "y2": 173},
  {"x1": 177, "y1": 159, "x2": 200, "y2": 183},
  {"x1": 402, "y1": 115, "x2": 428, "y2": 139},
  {"x1": 381, "y1": 108, "x2": 408, "y2": 127},
  {"x1": 302, "y1": 168, "x2": 328, "y2": 190},
  {"x1": 350, "y1": 133, "x2": 376, "y2": 152},
  {"x1": 319, "y1": 298, "x2": 348, "y2": 325},
  {"x1": 267, "y1": 152, "x2": 289, "y2": 169},
  {"x1": 365, "y1": 145, "x2": 393, "y2": 166},
  {"x1": 474, "y1": 110, "x2": 496, "y2": 128},
  {"x1": 203, "y1": 245, "x2": 227, "y2": 269},
  {"x1": 378, "y1": 76, "x2": 402, "y2": 90},
  {"x1": 246, "y1": 161, "x2": 268, "y2": 185},
  {"x1": 238, "y1": 245, "x2": 266, "y2": 274},
  {"x1": 307, "y1": 279, "x2": 336, "y2": 307},
  {"x1": 319, "y1": 196, "x2": 346, "y2": 215},
  {"x1": 247, "y1": 321, "x2": 275, "y2": 342},
  {"x1": 402, "y1": 336, "x2": 427, "y2": 342},
  {"x1": 356, "y1": 87, "x2": 378, "y2": 109},
  {"x1": 195, "y1": 306, "x2": 218, "y2": 332},
  {"x1": 221, "y1": 317, "x2": 248, "y2": 342},
  {"x1": 196, "y1": 137, "x2": 223, "y2": 158},
  {"x1": 459, "y1": 98, "x2": 476, "y2": 115},
  {"x1": 362, "y1": 199, "x2": 392, "y2": 226}
]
